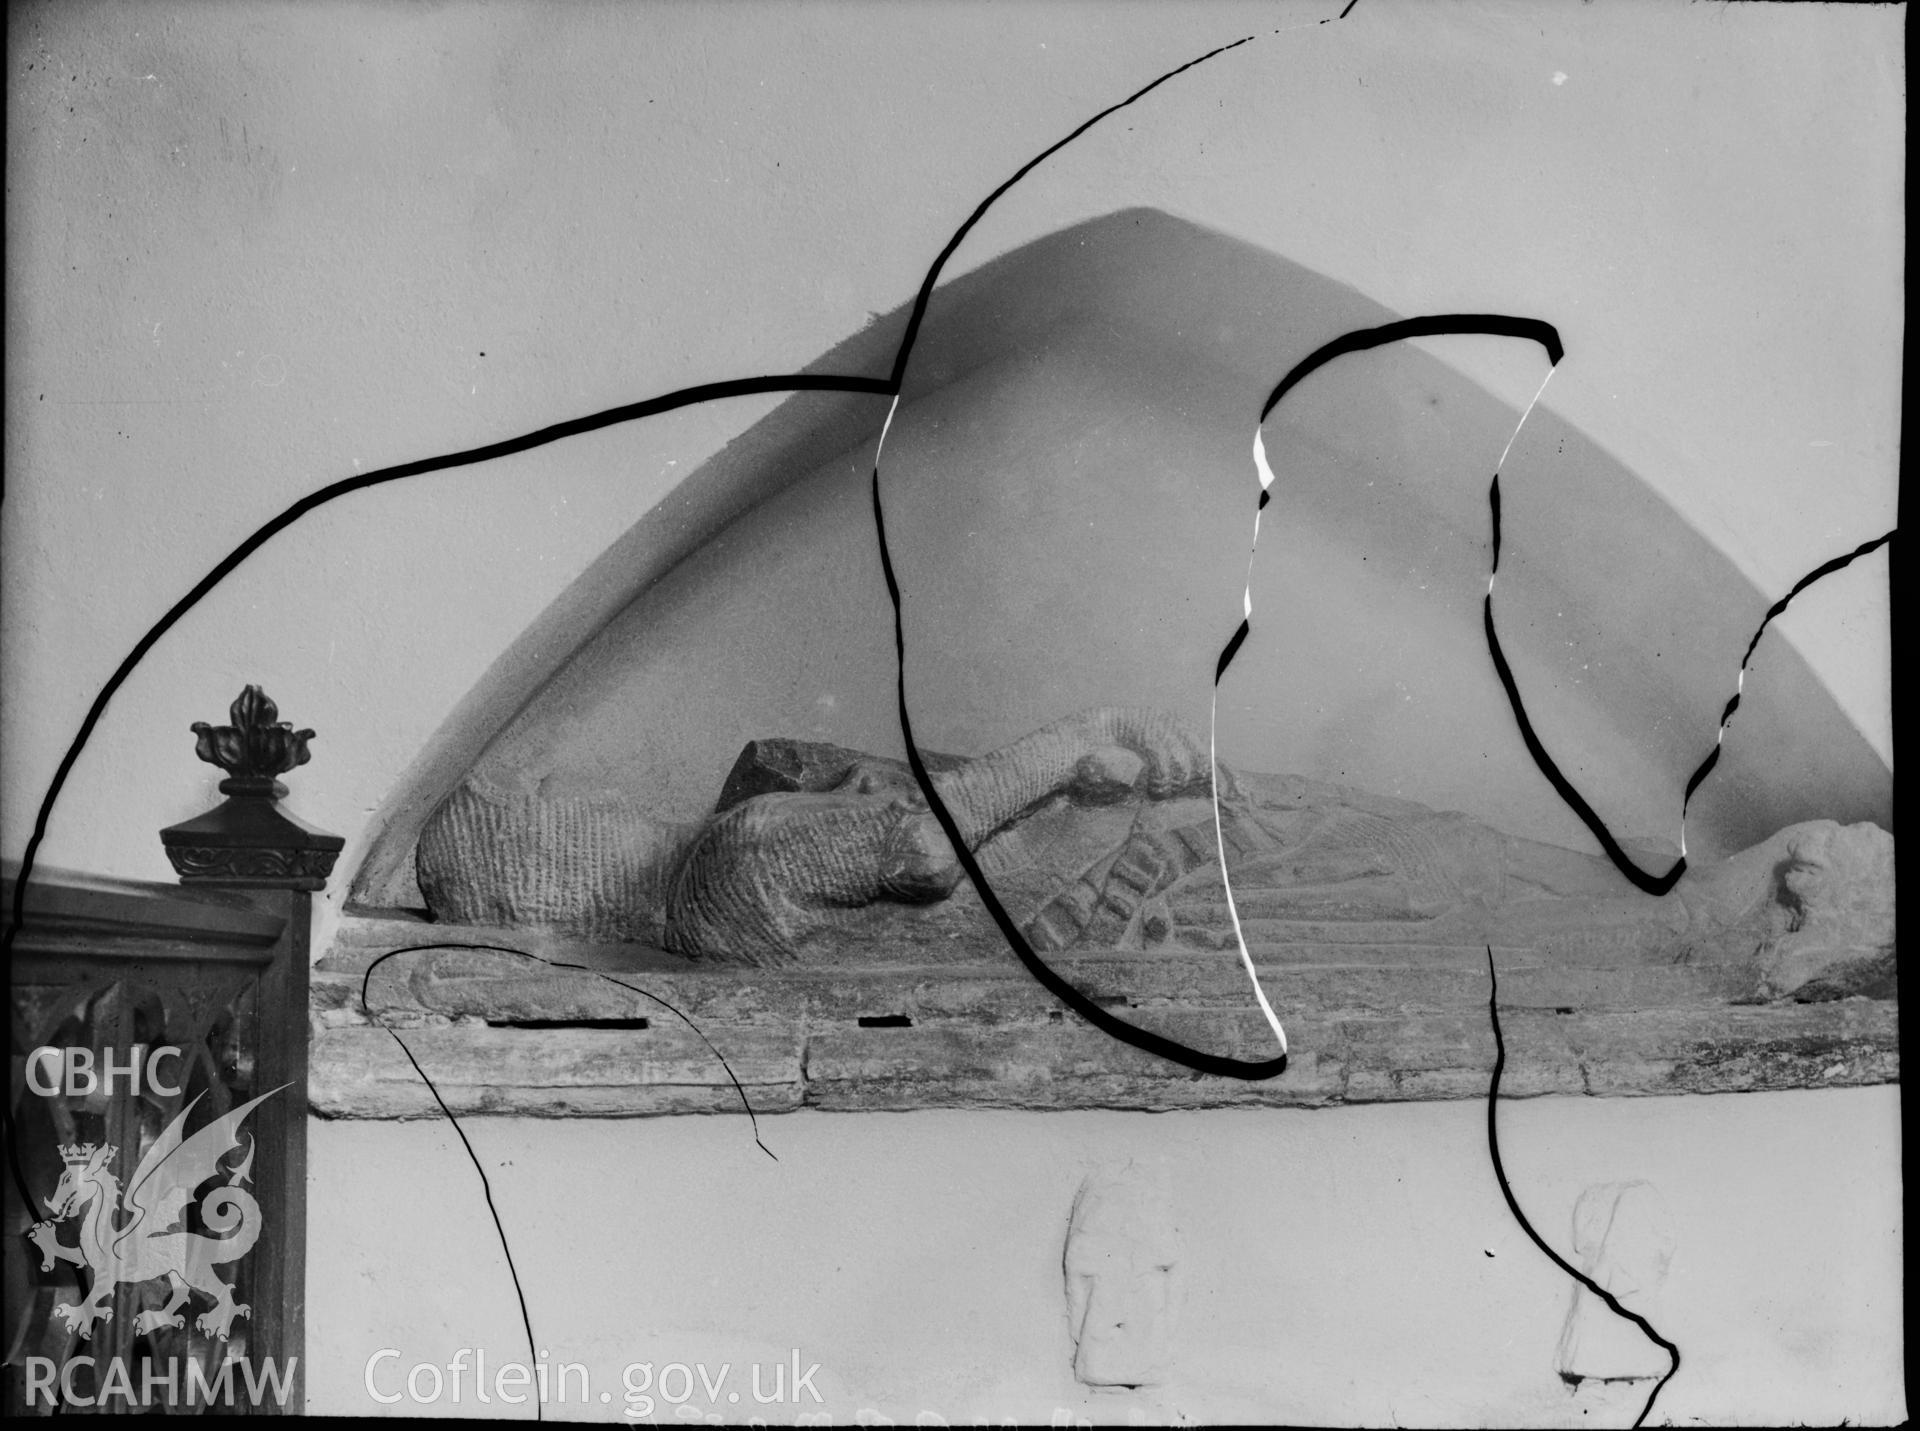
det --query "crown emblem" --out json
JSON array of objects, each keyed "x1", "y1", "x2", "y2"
[{"x1": 58, "y1": 1142, "x2": 111, "y2": 1168}]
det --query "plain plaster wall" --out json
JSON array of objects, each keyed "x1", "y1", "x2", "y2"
[{"x1": 310, "y1": 1089, "x2": 1904, "y2": 1425}]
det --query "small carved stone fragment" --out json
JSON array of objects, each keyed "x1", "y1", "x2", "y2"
[
  {"x1": 1754, "y1": 821, "x2": 1896, "y2": 1001},
  {"x1": 1062, "y1": 1164, "x2": 1180, "y2": 1388},
  {"x1": 1554, "y1": 1180, "x2": 1676, "y2": 1387}
]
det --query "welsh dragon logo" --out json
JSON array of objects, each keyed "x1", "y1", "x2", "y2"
[{"x1": 28, "y1": 1087, "x2": 283, "y2": 1341}]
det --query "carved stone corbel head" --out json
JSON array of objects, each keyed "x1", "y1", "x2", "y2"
[{"x1": 1062, "y1": 1162, "x2": 1181, "y2": 1389}]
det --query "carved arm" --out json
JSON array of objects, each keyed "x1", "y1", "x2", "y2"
[{"x1": 931, "y1": 707, "x2": 1216, "y2": 847}]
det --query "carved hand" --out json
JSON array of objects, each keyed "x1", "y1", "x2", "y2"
[{"x1": 1081, "y1": 707, "x2": 1222, "y2": 800}]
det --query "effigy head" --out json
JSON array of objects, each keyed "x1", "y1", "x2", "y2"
[{"x1": 1756, "y1": 819, "x2": 1897, "y2": 1001}]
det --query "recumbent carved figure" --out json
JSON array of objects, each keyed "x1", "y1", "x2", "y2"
[{"x1": 416, "y1": 706, "x2": 1893, "y2": 997}]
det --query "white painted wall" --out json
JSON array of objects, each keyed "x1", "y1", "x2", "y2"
[{"x1": 310, "y1": 1089, "x2": 1904, "y2": 1424}]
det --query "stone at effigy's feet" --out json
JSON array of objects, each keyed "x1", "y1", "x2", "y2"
[{"x1": 1746, "y1": 820, "x2": 1896, "y2": 1000}]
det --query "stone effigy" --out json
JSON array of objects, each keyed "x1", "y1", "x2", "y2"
[
  {"x1": 415, "y1": 707, "x2": 1894, "y2": 999},
  {"x1": 418, "y1": 707, "x2": 1212, "y2": 961}
]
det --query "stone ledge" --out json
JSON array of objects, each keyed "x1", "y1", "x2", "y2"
[
  {"x1": 310, "y1": 1025, "x2": 807, "y2": 1119},
  {"x1": 310, "y1": 921, "x2": 1898, "y2": 1117}
]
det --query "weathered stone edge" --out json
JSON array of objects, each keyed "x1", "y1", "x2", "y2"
[{"x1": 309, "y1": 997, "x2": 1898, "y2": 1119}]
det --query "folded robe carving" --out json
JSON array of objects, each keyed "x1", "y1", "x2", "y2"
[{"x1": 416, "y1": 707, "x2": 1893, "y2": 997}]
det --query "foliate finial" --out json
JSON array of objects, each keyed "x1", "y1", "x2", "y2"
[
  {"x1": 190, "y1": 685, "x2": 316, "y2": 781},
  {"x1": 163, "y1": 684, "x2": 341, "y2": 887}
]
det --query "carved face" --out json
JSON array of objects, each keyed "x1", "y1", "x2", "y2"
[
  {"x1": 1779, "y1": 828, "x2": 1838, "y2": 921},
  {"x1": 1063, "y1": 1174, "x2": 1178, "y2": 1388},
  {"x1": 1779, "y1": 822, "x2": 1896, "y2": 929}
]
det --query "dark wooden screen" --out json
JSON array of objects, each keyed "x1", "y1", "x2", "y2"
[{"x1": 5, "y1": 868, "x2": 311, "y2": 1415}]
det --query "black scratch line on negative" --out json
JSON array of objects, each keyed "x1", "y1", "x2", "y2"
[
  {"x1": 1246, "y1": 318, "x2": 1686, "y2": 894},
  {"x1": 1257, "y1": 314, "x2": 1564, "y2": 423},
  {"x1": 1498, "y1": 497, "x2": 1892, "y2": 894},
  {"x1": 1485, "y1": 947, "x2": 1680, "y2": 1428},
  {"x1": 1, "y1": 373, "x2": 893, "y2": 967},
  {"x1": 873, "y1": 34, "x2": 1289, "y2": 1080},
  {"x1": 1489, "y1": 463, "x2": 1502, "y2": 567},
  {"x1": 886, "y1": 34, "x2": 1257, "y2": 393},
  {"x1": 4, "y1": 28, "x2": 1312, "y2": 1215},
  {"x1": 1742, "y1": 531, "x2": 1893, "y2": 667},
  {"x1": 1679, "y1": 529, "x2": 1895, "y2": 813},
  {"x1": 1215, "y1": 619, "x2": 1251, "y2": 685},
  {"x1": 372, "y1": 1024, "x2": 544, "y2": 1422},
  {"x1": 1480, "y1": 556, "x2": 1680, "y2": 896},
  {"x1": 357, "y1": 942, "x2": 777, "y2": 1161},
  {"x1": 351, "y1": 938, "x2": 782, "y2": 1420},
  {"x1": 10, "y1": 28, "x2": 1300, "y2": 1131},
  {"x1": 1253, "y1": 329, "x2": 1895, "y2": 898},
  {"x1": 871, "y1": 460, "x2": 1286, "y2": 1080}
]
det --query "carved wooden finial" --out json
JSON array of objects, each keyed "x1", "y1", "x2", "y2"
[
  {"x1": 161, "y1": 686, "x2": 343, "y2": 889},
  {"x1": 190, "y1": 684, "x2": 317, "y2": 794}
]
